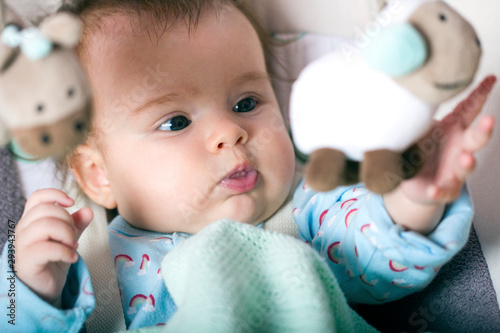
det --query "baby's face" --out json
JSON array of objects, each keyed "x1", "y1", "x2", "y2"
[{"x1": 82, "y1": 7, "x2": 295, "y2": 233}]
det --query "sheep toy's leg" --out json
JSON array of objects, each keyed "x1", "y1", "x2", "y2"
[
  {"x1": 305, "y1": 148, "x2": 354, "y2": 192},
  {"x1": 361, "y1": 150, "x2": 403, "y2": 194}
]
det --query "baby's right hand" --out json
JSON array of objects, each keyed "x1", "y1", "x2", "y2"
[{"x1": 15, "y1": 189, "x2": 93, "y2": 304}]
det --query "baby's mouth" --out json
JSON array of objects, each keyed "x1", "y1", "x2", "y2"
[{"x1": 219, "y1": 162, "x2": 258, "y2": 194}]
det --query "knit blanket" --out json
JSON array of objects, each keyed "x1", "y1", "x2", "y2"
[{"x1": 129, "y1": 219, "x2": 378, "y2": 333}]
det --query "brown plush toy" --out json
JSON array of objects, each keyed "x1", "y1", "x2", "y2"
[
  {"x1": 0, "y1": 7, "x2": 91, "y2": 160},
  {"x1": 290, "y1": 0, "x2": 482, "y2": 194}
]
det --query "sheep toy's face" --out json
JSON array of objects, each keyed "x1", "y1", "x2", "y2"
[{"x1": 395, "y1": 1, "x2": 482, "y2": 105}]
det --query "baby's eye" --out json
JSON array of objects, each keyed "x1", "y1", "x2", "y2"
[
  {"x1": 233, "y1": 97, "x2": 257, "y2": 113},
  {"x1": 157, "y1": 115, "x2": 191, "y2": 131}
]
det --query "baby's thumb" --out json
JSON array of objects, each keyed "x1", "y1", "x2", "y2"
[{"x1": 72, "y1": 207, "x2": 94, "y2": 240}]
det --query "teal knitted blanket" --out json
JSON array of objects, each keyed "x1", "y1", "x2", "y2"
[{"x1": 130, "y1": 219, "x2": 378, "y2": 333}]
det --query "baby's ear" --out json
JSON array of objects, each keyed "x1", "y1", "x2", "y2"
[
  {"x1": 38, "y1": 12, "x2": 82, "y2": 48},
  {"x1": 69, "y1": 144, "x2": 117, "y2": 209}
]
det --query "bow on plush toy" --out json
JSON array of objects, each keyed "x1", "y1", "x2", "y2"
[
  {"x1": 0, "y1": 6, "x2": 91, "y2": 160},
  {"x1": 290, "y1": 0, "x2": 482, "y2": 194}
]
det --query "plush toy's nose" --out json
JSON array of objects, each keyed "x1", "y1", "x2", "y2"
[
  {"x1": 40, "y1": 132, "x2": 51, "y2": 145},
  {"x1": 362, "y1": 23, "x2": 428, "y2": 77},
  {"x1": 9, "y1": 103, "x2": 90, "y2": 159}
]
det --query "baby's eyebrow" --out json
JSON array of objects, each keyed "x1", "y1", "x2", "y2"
[
  {"x1": 232, "y1": 71, "x2": 271, "y2": 87},
  {"x1": 131, "y1": 72, "x2": 270, "y2": 116},
  {"x1": 132, "y1": 93, "x2": 181, "y2": 116}
]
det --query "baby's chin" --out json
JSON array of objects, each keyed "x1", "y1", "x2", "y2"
[
  {"x1": 211, "y1": 208, "x2": 263, "y2": 228},
  {"x1": 134, "y1": 212, "x2": 260, "y2": 235},
  {"x1": 168, "y1": 216, "x2": 260, "y2": 235},
  {"x1": 124, "y1": 193, "x2": 285, "y2": 234},
  {"x1": 175, "y1": 200, "x2": 270, "y2": 233},
  {"x1": 218, "y1": 199, "x2": 287, "y2": 229}
]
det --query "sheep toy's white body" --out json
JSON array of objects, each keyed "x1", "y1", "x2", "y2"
[
  {"x1": 290, "y1": 51, "x2": 437, "y2": 162},
  {"x1": 288, "y1": 0, "x2": 481, "y2": 193}
]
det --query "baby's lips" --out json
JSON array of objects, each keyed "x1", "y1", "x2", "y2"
[
  {"x1": 220, "y1": 161, "x2": 254, "y2": 181},
  {"x1": 219, "y1": 169, "x2": 258, "y2": 194}
]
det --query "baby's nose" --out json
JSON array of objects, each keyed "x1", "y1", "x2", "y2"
[{"x1": 206, "y1": 117, "x2": 248, "y2": 152}]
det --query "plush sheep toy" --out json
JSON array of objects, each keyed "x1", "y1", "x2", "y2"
[
  {"x1": 290, "y1": 0, "x2": 482, "y2": 194},
  {"x1": 0, "y1": 8, "x2": 91, "y2": 160}
]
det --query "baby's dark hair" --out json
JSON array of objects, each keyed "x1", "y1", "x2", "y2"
[{"x1": 62, "y1": 0, "x2": 274, "y2": 73}]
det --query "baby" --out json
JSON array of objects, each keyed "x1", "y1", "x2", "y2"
[{"x1": 0, "y1": 0, "x2": 495, "y2": 331}]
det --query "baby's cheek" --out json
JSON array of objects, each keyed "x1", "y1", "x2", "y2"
[
  {"x1": 270, "y1": 137, "x2": 295, "y2": 194},
  {"x1": 251, "y1": 105, "x2": 287, "y2": 148}
]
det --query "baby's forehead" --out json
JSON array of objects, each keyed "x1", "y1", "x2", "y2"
[
  {"x1": 81, "y1": 6, "x2": 264, "y2": 120},
  {"x1": 81, "y1": 12, "x2": 179, "y2": 77},
  {"x1": 83, "y1": 12, "x2": 165, "y2": 46},
  {"x1": 82, "y1": 5, "x2": 225, "y2": 45}
]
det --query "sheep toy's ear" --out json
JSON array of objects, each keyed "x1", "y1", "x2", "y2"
[
  {"x1": 38, "y1": 12, "x2": 82, "y2": 48},
  {"x1": 362, "y1": 23, "x2": 428, "y2": 77}
]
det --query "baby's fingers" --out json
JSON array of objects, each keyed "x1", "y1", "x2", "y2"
[
  {"x1": 454, "y1": 152, "x2": 476, "y2": 183},
  {"x1": 462, "y1": 115, "x2": 495, "y2": 152},
  {"x1": 432, "y1": 152, "x2": 477, "y2": 203},
  {"x1": 428, "y1": 182, "x2": 463, "y2": 203},
  {"x1": 18, "y1": 203, "x2": 74, "y2": 232},
  {"x1": 446, "y1": 75, "x2": 497, "y2": 127},
  {"x1": 430, "y1": 153, "x2": 474, "y2": 202},
  {"x1": 22, "y1": 189, "x2": 74, "y2": 217},
  {"x1": 17, "y1": 217, "x2": 78, "y2": 250},
  {"x1": 26, "y1": 241, "x2": 78, "y2": 266},
  {"x1": 72, "y1": 207, "x2": 93, "y2": 240}
]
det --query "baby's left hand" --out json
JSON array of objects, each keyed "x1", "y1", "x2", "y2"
[{"x1": 398, "y1": 75, "x2": 496, "y2": 204}]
